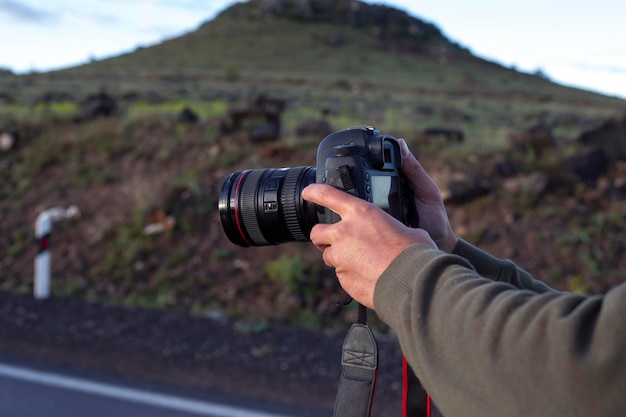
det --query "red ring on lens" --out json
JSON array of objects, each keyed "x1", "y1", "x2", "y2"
[{"x1": 233, "y1": 170, "x2": 252, "y2": 246}]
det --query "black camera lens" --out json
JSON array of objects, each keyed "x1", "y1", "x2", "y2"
[{"x1": 219, "y1": 166, "x2": 318, "y2": 246}]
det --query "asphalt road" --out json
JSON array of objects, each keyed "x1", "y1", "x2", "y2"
[
  {"x1": 0, "y1": 291, "x2": 403, "y2": 417},
  {"x1": 0, "y1": 360, "x2": 331, "y2": 417}
]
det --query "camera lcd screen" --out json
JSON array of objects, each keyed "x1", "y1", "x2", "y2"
[{"x1": 371, "y1": 175, "x2": 399, "y2": 212}]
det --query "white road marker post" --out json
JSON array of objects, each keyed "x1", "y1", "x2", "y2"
[{"x1": 34, "y1": 206, "x2": 80, "y2": 300}]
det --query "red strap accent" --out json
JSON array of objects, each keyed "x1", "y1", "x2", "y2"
[
  {"x1": 402, "y1": 356, "x2": 409, "y2": 417},
  {"x1": 370, "y1": 370, "x2": 378, "y2": 417},
  {"x1": 402, "y1": 356, "x2": 431, "y2": 417}
]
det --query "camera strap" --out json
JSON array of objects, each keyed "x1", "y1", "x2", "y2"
[
  {"x1": 333, "y1": 304, "x2": 439, "y2": 417},
  {"x1": 403, "y1": 360, "x2": 441, "y2": 417},
  {"x1": 333, "y1": 304, "x2": 378, "y2": 417}
]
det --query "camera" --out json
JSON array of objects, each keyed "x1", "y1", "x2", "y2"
[{"x1": 218, "y1": 126, "x2": 418, "y2": 246}]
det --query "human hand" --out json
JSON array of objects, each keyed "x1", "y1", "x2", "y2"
[
  {"x1": 302, "y1": 183, "x2": 436, "y2": 310},
  {"x1": 399, "y1": 139, "x2": 458, "y2": 253}
]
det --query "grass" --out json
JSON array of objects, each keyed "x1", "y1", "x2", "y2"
[{"x1": 124, "y1": 100, "x2": 230, "y2": 121}]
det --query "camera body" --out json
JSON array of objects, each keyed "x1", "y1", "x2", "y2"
[
  {"x1": 316, "y1": 126, "x2": 417, "y2": 226},
  {"x1": 219, "y1": 126, "x2": 418, "y2": 247}
]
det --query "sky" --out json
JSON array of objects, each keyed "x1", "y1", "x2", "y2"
[{"x1": 0, "y1": 0, "x2": 625, "y2": 99}]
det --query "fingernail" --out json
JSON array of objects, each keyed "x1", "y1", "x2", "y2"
[{"x1": 399, "y1": 139, "x2": 409, "y2": 156}]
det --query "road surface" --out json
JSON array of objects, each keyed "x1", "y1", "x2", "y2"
[{"x1": 0, "y1": 360, "x2": 330, "y2": 417}]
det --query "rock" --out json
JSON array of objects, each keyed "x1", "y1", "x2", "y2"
[
  {"x1": 441, "y1": 172, "x2": 492, "y2": 204},
  {"x1": 0, "y1": 91, "x2": 15, "y2": 104},
  {"x1": 0, "y1": 131, "x2": 17, "y2": 152},
  {"x1": 177, "y1": 107, "x2": 199, "y2": 125},
  {"x1": 578, "y1": 111, "x2": 626, "y2": 163},
  {"x1": 250, "y1": 119, "x2": 281, "y2": 142},
  {"x1": 420, "y1": 127, "x2": 464, "y2": 143},
  {"x1": 509, "y1": 124, "x2": 556, "y2": 157},
  {"x1": 225, "y1": 95, "x2": 286, "y2": 141},
  {"x1": 78, "y1": 92, "x2": 117, "y2": 120},
  {"x1": 491, "y1": 157, "x2": 519, "y2": 178},
  {"x1": 565, "y1": 146, "x2": 609, "y2": 184},
  {"x1": 295, "y1": 119, "x2": 333, "y2": 138},
  {"x1": 441, "y1": 107, "x2": 473, "y2": 123}
]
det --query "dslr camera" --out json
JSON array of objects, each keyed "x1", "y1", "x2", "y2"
[{"x1": 219, "y1": 126, "x2": 418, "y2": 246}]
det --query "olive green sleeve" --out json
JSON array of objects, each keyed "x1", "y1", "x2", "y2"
[
  {"x1": 452, "y1": 238, "x2": 555, "y2": 293},
  {"x1": 374, "y1": 244, "x2": 626, "y2": 417}
]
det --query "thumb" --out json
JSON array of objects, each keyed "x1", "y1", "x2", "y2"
[{"x1": 399, "y1": 139, "x2": 442, "y2": 203}]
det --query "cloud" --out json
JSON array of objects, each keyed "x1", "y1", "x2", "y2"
[
  {"x1": 0, "y1": 0, "x2": 52, "y2": 22},
  {"x1": 60, "y1": 10, "x2": 123, "y2": 28},
  {"x1": 574, "y1": 64, "x2": 626, "y2": 74},
  {"x1": 572, "y1": 54, "x2": 626, "y2": 75}
]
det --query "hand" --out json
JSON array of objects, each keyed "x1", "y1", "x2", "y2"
[
  {"x1": 302, "y1": 183, "x2": 436, "y2": 310},
  {"x1": 399, "y1": 139, "x2": 458, "y2": 253}
]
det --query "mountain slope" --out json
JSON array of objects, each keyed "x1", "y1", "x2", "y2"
[{"x1": 52, "y1": 0, "x2": 620, "y2": 104}]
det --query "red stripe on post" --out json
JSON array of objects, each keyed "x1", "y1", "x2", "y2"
[{"x1": 38, "y1": 234, "x2": 50, "y2": 253}]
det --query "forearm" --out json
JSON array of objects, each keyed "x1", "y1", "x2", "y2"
[
  {"x1": 452, "y1": 238, "x2": 555, "y2": 293},
  {"x1": 374, "y1": 245, "x2": 626, "y2": 417}
]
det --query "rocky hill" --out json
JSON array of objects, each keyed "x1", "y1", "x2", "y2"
[
  {"x1": 1, "y1": 0, "x2": 626, "y2": 332},
  {"x1": 218, "y1": 0, "x2": 447, "y2": 43}
]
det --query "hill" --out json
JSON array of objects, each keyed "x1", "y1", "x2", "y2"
[
  {"x1": 3, "y1": 0, "x2": 625, "y2": 106},
  {"x1": 1, "y1": 0, "x2": 626, "y2": 332}
]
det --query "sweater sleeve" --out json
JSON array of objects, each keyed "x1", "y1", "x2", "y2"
[
  {"x1": 374, "y1": 244, "x2": 626, "y2": 417},
  {"x1": 452, "y1": 238, "x2": 555, "y2": 293}
]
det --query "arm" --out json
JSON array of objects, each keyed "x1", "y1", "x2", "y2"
[
  {"x1": 304, "y1": 141, "x2": 625, "y2": 416},
  {"x1": 399, "y1": 139, "x2": 554, "y2": 293},
  {"x1": 452, "y1": 238, "x2": 555, "y2": 293},
  {"x1": 375, "y1": 245, "x2": 626, "y2": 417}
]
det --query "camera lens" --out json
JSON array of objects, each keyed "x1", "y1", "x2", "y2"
[{"x1": 218, "y1": 166, "x2": 318, "y2": 246}]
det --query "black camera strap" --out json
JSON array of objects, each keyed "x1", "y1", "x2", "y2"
[
  {"x1": 334, "y1": 304, "x2": 439, "y2": 417},
  {"x1": 333, "y1": 304, "x2": 378, "y2": 417},
  {"x1": 403, "y1": 360, "x2": 441, "y2": 417}
]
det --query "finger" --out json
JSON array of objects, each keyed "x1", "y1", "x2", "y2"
[
  {"x1": 398, "y1": 139, "x2": 441, "y2": 202},
  {"x1": 302, "y1": 183, "x2": 364, "y2": 218},
  {"x1": 321, "y1": 246, "x2": 335, "y2": 268},
  {"x1": 309, "y1": 223, "x2": 336, "y2": 267},
  {"x1": 399, "y1": 138, "x2": 429, "y2": 183},
  {"x1": 309, "y1": 222, "x2": 335, "y2": 248},
  {"x1": 310, "y1": 241, "x2": 328, "y2": 253},
  {"x1": 314, "y1": 243, "x2": 329, "y2": 253}
]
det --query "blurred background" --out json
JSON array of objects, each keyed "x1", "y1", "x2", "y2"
[{"x1": 1, "y1": 0, "x2": 626, "y2": 414}]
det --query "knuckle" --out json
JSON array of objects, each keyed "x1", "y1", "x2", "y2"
[{"x1": 354, "y1": 201, "x2": 378, "y2": 218}]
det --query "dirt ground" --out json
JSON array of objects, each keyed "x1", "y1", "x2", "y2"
[{"x1": 0, "y1": 290, "x2": 406, "y2": 416}]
